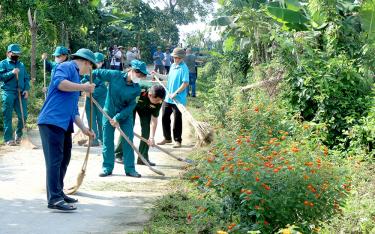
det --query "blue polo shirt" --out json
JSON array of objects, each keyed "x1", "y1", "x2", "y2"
[
  {"x1": 38, "y1": 61, "x2": 80, "y2": 132},
  {"x1": 165, "y1": 62, "x2": 189, "y2": 105}
]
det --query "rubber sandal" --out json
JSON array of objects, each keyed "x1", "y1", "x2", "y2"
[
  {"x1": 48, "y1": 200, "x2": 77, "y2": 211},
  {"x1": 63, "y1": 195, "x2": 78, "y2": 203}
]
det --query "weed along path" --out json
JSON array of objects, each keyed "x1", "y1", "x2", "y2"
[{"x1": 0, "y1": 114, "x2": 195, "y2": 234}]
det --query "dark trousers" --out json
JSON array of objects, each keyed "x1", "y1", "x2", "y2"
[
  {"x1": 39, "y1": 124, "x2": 72, "y2": 204},
  {"x1": 162, "y1": 102, "x2": 182, "y2": 143},
  {"x1": 164, "y1": 66, "x2": 170, "y2": 74}
]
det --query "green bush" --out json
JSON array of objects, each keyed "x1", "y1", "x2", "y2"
[{"x1": 190, "y1": 93, "x2": 350, "y2": 233}]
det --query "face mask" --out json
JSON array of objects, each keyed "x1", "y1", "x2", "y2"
[
  {"x1": 11, "y1": 55, "x2": 19, "y2": 62},
  {"x1": 55, "y1": 57, "x2": 63, "y2": 63},
  {"x1": 131, "y1": 76, "x2": 141, "y2": 84}
]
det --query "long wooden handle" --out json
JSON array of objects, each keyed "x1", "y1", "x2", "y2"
[
  {"x1": 92, "y1": 97, "x2": 165, "y2": 176},
  {"x1": 15, "y1": 73, "x2": 26, "y2": 130},
  {"x1": 82, "y1": 70, "x2": 94, "y2": 171},
  {"x1": 133, "y1": 132, "x2": 192, "y2": 164},
  {"x1": 43, "y1": 59, "x2": 46, "y2": 100}
]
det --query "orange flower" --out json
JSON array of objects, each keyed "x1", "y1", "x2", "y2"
[
  {"x1": 305, "y1": 162, "x2": 314, "y2": 167},
  {"x1": 220, "y1": 165, "x2": 226, "y2": 171},
  {"x1": 273, "y1": 169, "x2": 279, "y2": 173},
  {"x1": 291, "y1": 146, "x2": 299, "y2": 153},
  {"x1": 243, "y1": 167, "x2": 251, "y2": 171},
  {"x1": 272, "y1": 151, "x2": 278, "y2": 156},
  {"x1": 190, "y1": 175, "x2": 200, "y2": 180},
  {"x1": 264, "y1": 220, "x2": 269, "y2": 225},
  {"x1": 303, "y1": 174, "x2": 309, "y2": 180},
  {"x1": 255, "y1": 205, "x2": 260, "y2": 210},
  {"x1": 226, "y1": 157, "x2": 234, "y2": 162},
  {"x1": 207, "y1": 157, "x2": 214, "y2": 163},
  {"x1": 230, "y1": 147, "x2": 236, "y2": 151},
  {"x1": 255, "y1": 177, "x2": 260, "y2": 182},
  {"x1": 287, "y1": 165, "x2": 293, "y2": 170},
  {"x1": 254, "y1": 107, "x2": 259, "y2": 113},
  {"x1": 281, "y1": 135, "x2": 286, "y2": 140},
  {"x1": 245, "y1": 190, "x2": 253, "y2": 195},
  {"x1": 309, "y1": 202, "x2": 314, "y2": 207},
  {"x1": 304, "y1": 200, "x2": 309, "y2": 206},
  {"x1": 262, "y1": 183, "x2": 271, "y2": 190},
  {"x1": 205, "y1": 180, "x2": 212, "y2": 187}
]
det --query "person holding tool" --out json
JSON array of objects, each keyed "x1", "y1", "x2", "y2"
[
  {"x1": 154, "y1": 47, "x2": 189, "y2": 148},
  {"x1": 38, "y1": 48, "x2": 96, "y2": 211},
  {"x1": 115, "y1": 83, "x2": 166, "y2": 166},
  {"x1": 41, "y1": 46, "x2": 69, "y2": 95},
  {"x1": 91, "y1": 60, "x2": 149, "y2": 178},
  {"x1": 0, "y1": 44, "x2": 30, "y2": 146}
]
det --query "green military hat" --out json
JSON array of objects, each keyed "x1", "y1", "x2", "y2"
[
  {"x1": 131, "y1": 59, "x2": 149, "y2": 75},
  {"x1": 52, "y1": 46, "x2": 69, "y2": 56},
  {"x1": 7, "y1": 44, "x2": 21, "y2": 54},
  {"x1": 94, "y1": 52, "x2": 105, "y2": 63},
  {"x1": 71, "y1": 48, "x2": 97, "y2": 69}
]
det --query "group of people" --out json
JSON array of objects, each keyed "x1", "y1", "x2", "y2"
[
  {"x1": 0, "y1": 43, "x2": 191, "y2": 211},
  {"x1": 108, "y1": 45, "x2": 140, "y2": 71}
]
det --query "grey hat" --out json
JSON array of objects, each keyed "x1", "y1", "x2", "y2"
[{"x1": 171, "y1": 47, "x2": 185, "y2": 58}]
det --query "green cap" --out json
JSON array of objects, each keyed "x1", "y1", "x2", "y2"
[
  {"x1": 52, "y1": 46, "x2": 69, "y2": 56},
  {"x1": 71, "y1": 48, "x2": 97, "y2": 69},
  {"x1": 7, "y1": 44, "x2": 21, "y2": 54},
  {"x1": 157, "y1": 46, "x2": 162, "y2": 49},
  {"x1": 131, "y1": 59, "x2": 149, "y2": 75},
  {"x1": 94, "y1": 52, "x2": 105, "y2": 63}
]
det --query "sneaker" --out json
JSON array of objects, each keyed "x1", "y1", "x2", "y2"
[
  {"x1": 15, "y1": 138, "x2": 21, "y2": 144},
  {"x1": 126, "y1": 171, "x2": 141, "y2": 178},
  {"x1": 5, "y1": 140, "x2": 17, "y2": 146},
  {"x1": 157, "y1": 139, "x2": 172, "y2": 145},
  {"x1": 173, "y1": 142, "x2": 182, "y2": 148}
]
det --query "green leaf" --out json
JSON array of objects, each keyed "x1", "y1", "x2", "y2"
[
  {"x1": 359, "y1": 0, "x2": 375, "y2": 40},
  {"x1": 89, "y1": 0, "x2": 100, "y2": 7},
  {"x1": 210, "y1": 16, "x2": 233, "y2": 27},
  {"x1": 266, "y1": 6, "x2": 309, "y2": 25}
]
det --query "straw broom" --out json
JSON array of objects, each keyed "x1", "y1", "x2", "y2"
[
  {"x1": 15, "y1": 73, "x2": 38, "y2": 149},
  {"x1": 92, "y1": 97, "x2": 165, "y2": 176},
  {"x1": 133, "y1": 132, "x2": 194, "y2": 164},
  {"x1": 66, "y1": 70, "x2": 94, "y2": 195},
  {"x1": 153, "y1": 74, "x2": 214, "y2": 146}
]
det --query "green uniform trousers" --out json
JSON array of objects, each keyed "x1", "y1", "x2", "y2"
[
  {"x1": 102, "y1": 115, "x2": 136, "y2": 174},
  {"x1": 115, "y1": 110, "x2": 151, "y2": 162},
  {"x1": 85, "y1": 96, "x2": 105, "y2": 144},
  {"x1": 2, "y1": 91, "x2": 27, "y2": 142}
]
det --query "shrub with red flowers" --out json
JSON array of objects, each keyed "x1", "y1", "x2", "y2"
[{"x1": 189, "y1": 93, "x2": 350, "y2": 233}]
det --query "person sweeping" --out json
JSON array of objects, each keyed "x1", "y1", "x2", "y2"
[
  {"x1": 38, "y1": 48, "x2": 96, "y2": 211},
  {"x1": 0, "y1": 44, "x2": 30, "y2": 146},
  {"x1": 80, "y1": 52, "x2": 108, "y2": 147},
  {"x1": 115, "y1": 83, "x2": 166, "y2": 166},
  {"x1": 154, "y1": 47, "x2": 189, "y2": 148},
  {"x1": 92, "y1": 60, "x2": 148, "y2": 178}
]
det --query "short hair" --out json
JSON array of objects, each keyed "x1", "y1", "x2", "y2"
[{"x1": 149, "y1": 85, "x2": 166, "y2": 99}]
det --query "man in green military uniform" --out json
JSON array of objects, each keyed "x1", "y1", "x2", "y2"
[
  {"x1": 41, "y1": 46, "x2": 69, "y2": 93},
  {"x1": 80, "y1": 52, "x2": 107, "y2": 146},
  {"x1": 0, "y1": 44, "x2": 30, "y2": 146},
  {"x1": 115, "y1": 83, "x2": 166, "y2": 166},
  {"x1": 92, "y1": 60, "x2": 149, "y2": 178}
]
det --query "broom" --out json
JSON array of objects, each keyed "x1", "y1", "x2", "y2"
[
  {"x1": 92, "y1": 97, "x2": 165, "y2": 176},
  {"x1": 43, "y1": 59, "x2": 47, "y2": 100},
  {"x1": 66, "y1": 70, "x2": 94, "y2": 195},
  {"x1": 133, "y1": 132, "x2": 194, "y2": 164},
  {"x1": 153, "y1": 74, "x2": 214, "y2": 146},
  {"x1": 15, "y1": 73, "x2": 38, "y2": 149}
]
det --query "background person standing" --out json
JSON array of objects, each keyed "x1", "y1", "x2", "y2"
[{"x1": 0, "y1": 44, "x2": 30, "y2": 146}]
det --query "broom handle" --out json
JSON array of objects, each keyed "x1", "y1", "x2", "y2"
[
  {"x1": 15, "y1": 73, "x2": 26, "y2": 130},
  {"x1": 43, "y1": 59, "x2": 46, "y2": 100},
  {"x1": 133, "y1": 132, "x2": 189, "y2": 163},
  {"x1": 92, "y1": 97, "x2": 165, "y2": 176},
  {"x1": 82, "y1": 70, "x2": 94, "y2": 171}
]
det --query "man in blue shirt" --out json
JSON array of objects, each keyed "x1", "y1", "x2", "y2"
[
  {"x1": 38, "y1": 48, "x2": 96, "y2": 211},
  {"x1": 153, "y1": 46, "x2": 165, "y2": 74},
  {"x1": 0, "y1": 44, "x2": 30, "y2": 146},
  {"x1": 155, "y1": 48, "x2": 189, "y2": 148}
]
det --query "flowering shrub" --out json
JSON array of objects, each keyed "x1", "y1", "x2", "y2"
[{"x1": 189, "y1": 94, "x2": 350, "y2": 233}]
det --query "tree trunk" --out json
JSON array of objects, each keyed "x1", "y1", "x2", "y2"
[{"x1": 28, "y1": 9, "x2": 37, "y2": 83}]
